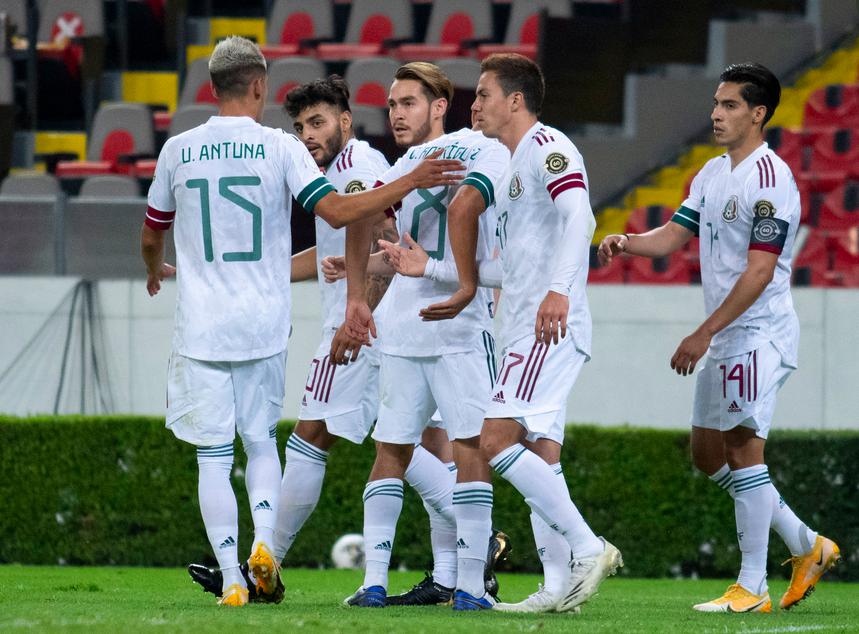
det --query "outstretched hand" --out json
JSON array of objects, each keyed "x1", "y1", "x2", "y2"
[
  {"x1": 329, "y1": 322, "x2": 366, "y2": 365},
  {"x1": 321, "y1": 255, "x2": 346, "y2": 283},
  {"x1": 409, "y1": 149, "x2": 465, "y2": 190},
  {"x1": 147, "y1": 262, "x2": 176, "y2": 296},
  {"x1": 597, "y1": 234, "x2": 628, "y2": 266},
  {"x1": 418, "y1": 287, "x2": 476, "y2": 321},
  {"x1": 378, "y1": 232, "x2": 429, "y2": 278}
]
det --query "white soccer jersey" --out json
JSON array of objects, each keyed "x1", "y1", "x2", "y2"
[
  {"x1": 494, "y1": 122, "x2": 595, "y2": 356},
  {"x1": 376, "y1": 127, "x2": 509, "y2": 357},
  {"x1": 147, "y1": 115, "x2": 335, "y2": 362},
  {"x1": 315, "y1": 138, "x2": 390, "y2": 333},
  {"x1": 673, "y1": 142, "x2": 800, "y2": 366}
]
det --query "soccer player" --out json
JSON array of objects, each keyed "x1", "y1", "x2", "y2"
[
  {"x1": 426, "y1": 53, "x2": 623, "y2": 613},
  {"x1": 598, "y1": 63, "x2": 840, "y2": 613},
  {"x1": 337, "y1": 62, "x2": 509, "y2": 610},
  {"x1": 140, "y1": 36, "x2": 463, "y2": 607}
]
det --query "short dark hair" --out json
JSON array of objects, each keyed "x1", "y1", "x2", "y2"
[
  {"x1": 480, "y1": 53, "x2": 545, "y2": 116},
  {"x1": 284, "y1": 75, "x2": 351, "y2": 119},
  {"x1": 719, "y1": 63, "x2": 781, "y2": 127}
]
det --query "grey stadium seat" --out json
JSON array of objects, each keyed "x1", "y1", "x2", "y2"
[
  {"x1": 351, "y1": 105, "x2": 388, "y2": 137},
  {"x1": 436, "y1": 58, "x2": 482, "y2": 89},
  {"x1": 0, "y1": 198, "x2": 58, "y2": 274},
  {"x1": 38, "y1": 0, "x2": 104, "y2": 42},
  {"x1": 504, "y1": 0, "x2": 571, "y2": 43},
  {"x1": 87, "y1": 102, "x2": 154, "y2": 162},
  {"x1": 262, "y1": 104, "x2": 294, "y2": 132},
  {"x1": 267, "y1": 57, "x2": 326, "y2": 104},
  {"x1": 0, "y1": 172, "x2": 60, "y2": 196},
  {"x1": 79, "y1": 175, "x2": 140, "y2": 198},
  {"x1": 168, "y1": 104, "x2": 217, "y2": 138},
  {"x1": 179, "y1": 57, "x2": 215, "y2": 107},
  {"x1": 344, "y1": 57, "x2": 399, "y2": 107},
  {"x1": 266, "y1": 0, "x2": 334, "y2": 46}
]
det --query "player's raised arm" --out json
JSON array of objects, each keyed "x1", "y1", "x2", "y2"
[{"x1": 313, "y1": 149, "x2": 464, "y2": 228}]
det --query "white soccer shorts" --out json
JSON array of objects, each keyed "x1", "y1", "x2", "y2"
[
  {"x1": 483, "y1": 334, "x2": 586, "y2": 444},
  {"x1": 691, "y1": 341, "x2": 793, "y2": 439},
  {"x1": 372, "y1": 345, "x2": 495, "y2": 445},
  {"x1": 166, "y1": 349, "x2": 287, "y2": 447},
  {"x1": 297, "y1": 331, "x2": 380, "y2": 444}
]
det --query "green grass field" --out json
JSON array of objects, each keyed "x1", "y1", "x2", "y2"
[{"x1": 1, "y1": 566, "x2": 855, "y2": 633}]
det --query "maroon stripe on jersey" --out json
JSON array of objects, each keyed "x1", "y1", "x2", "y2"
[
  {"x1": 526, "y1": 343, "x2": 550, "y2": 402},
  {"x1": 765, "y1": 155, "x2": 776, "y2": 187},
  {"x1": 373, "y1": 180, "x2": 401, "y2": 217},
  {"x1": 533, "y1": 134, "x2": 544, "y2": 146},
  {"x1": 757, "y1": 161, "x2": 764, "y2": 188},
  {"x1": 348, "y1": 146, "x2": 354, "y2": 168},
  {"x1": 753, "y1": 350, "x2": 758, "y2": 401},
  {"x1": 537, "y1": 131, "x2": 550, "y2": 144},
  {"x1": 324, "y1": 362, "x2": 337, "y2": 403},
  {"x1": 306, "y1": 358, "x2": 321, "y2": 391},
  {"x1": 519, "y1": 343, "x2": 545, "y2": 401},
  {"x1": 549, "y1": 180, "x2": 586, "y2": 200},
  {"x1": 547, "y1": 173, "x2": 585, "y2": 193},
  {"x1": 516, "y1": 341, "x2": 540, "y2": 399},
  {"x1": 749, "y1": 242, "x2": 783, "y2": 255}
]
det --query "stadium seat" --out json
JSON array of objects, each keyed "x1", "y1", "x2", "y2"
[
  {"x1": 808, "y1": 128, "x2": 859, "y2": 176},
  {"x1": 765, "y1": 126, "x2": 805, "y2": 175},
  {"x1": 817, "y1": 181, "x2": 859, "y2": 230},
  {"x1": 351, "y1": 105, "x2": 388, "y2": 137},
  {"x1": 168, "y1": 104, "x2": 217, "y2": 138},
  {"x1": 588, "y1": 247, "x2": 626, "y2": 283},
  {"x1": 627, "y1": 250, "x2": 692, "y2": 284},
  {"x1": 0, "y1": 172, "x2": 60, "y2": 196},
  {"x1": 435, "y1": 58, "x2": 482, "y2": 89},
  {"x1": 396, "y1": 0, "x2": 493, "y2": 60},
  {"x1": 261, "y1": 104, "x2": 294, "y2": 132},
  {"x1": 796, "y1": 171, "x2": 843, "y2": 225},
  {"x1": 477, "y1": 0, "x2": 571, "y2": 60},
  {"x1": 79, "y1": 175, "x2": 140, "y2": 198},
  {"x1": 794, "y1": 230, "x2": 859, "y2": 287},
  {"x1": 56, "y1": 103, "x2": 155, "y2": 177},
  {"x1": 803, "y1": 83, "x2": 859, "y2": 130},
  {"x1": 316, "y1": 0, "x2": 413, "y2": 61},
  {"x1": 625, "y1": 205, "x2": 674, "y2": 234},
  {"x1": 38, "y1": 0, "x2": 104, "y2": 43},
  {"x1": 0, "y1": 55, "x2": 12, "y2": 105},
  {"x1": 0, "y1": 0, "x2": 26, "y2": 34},
  {"x1": 264, "y1": 0, "x2": 334, "y2": 58},
  {"x1": 267, "y1": 57, "x2": 326, "y2": 104},
  {"x1": 178, "y1": 57, "x2": 216, "y2": 107},
  {"x1": 344, "y1": 57, "x2": 399, "y2": 107},
  {"x1": 0, "y1": 198, "x2": 58, "y2": 274}
]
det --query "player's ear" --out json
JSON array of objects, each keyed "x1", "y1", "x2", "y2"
[
  {"x1": 432, "y1": 97, "x2": 448, "y2": 121},
  {"x1": 210, "y1": 81, "x2": 219, "y2": 101},
  {"x1": 341, "y1": 109, "x2": 352, "y2": 133}
]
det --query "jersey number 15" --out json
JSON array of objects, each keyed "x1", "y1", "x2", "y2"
[{"x1": 186, "y1": 176, "x2": 262, "y2": 262}]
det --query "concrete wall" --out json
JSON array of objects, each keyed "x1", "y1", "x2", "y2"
[{"x1": 1, "y1": 277, "x2": 857, "y2": 430}]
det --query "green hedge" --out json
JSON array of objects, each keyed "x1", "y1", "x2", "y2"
[{"x1": 1, "y1": 416, "x2": 856, "y2": 581}]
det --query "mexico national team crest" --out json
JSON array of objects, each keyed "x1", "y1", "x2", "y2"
[
  {"x1": 753, "y1": 199, "x2": 775, "y2": 217},
  {"x1": 722, "y1": 195, "x2": 739, "y2": 223},
  {"x1": 544, "y1": 152, "x2": 569, "y2": 175},
  {"x1": 508, "y1": 172, "x2": 524, "y2": 200},
  {"x1": 345, "y1": 180, "x2": 366, "y2": 193}
]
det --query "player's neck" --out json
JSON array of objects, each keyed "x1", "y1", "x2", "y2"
[
  {"x1": 499, "y1": 115, "x2": 539, "y2": 155},
  {"x1": 726, "y1": 133, "x2": 765, "y2": 170},
  {"x1": 218, "y1": 99, "x2": 262, "y2": 121}
]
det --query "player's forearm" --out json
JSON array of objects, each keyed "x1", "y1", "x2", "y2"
[
  {"x1": 425, "y1": 257, "x2": 502, "y2": 289},
  {"x1": 447, "y1": 196, "x2": 481, "y2": 293},
  {"x1": 317, "y1": 177, "x2": 413, "y2": 228},
  {"x1": 548, "y1": 195, "x2": 595, "y2": 295},
  {"x1": 291, "y1": 246, "x2": 317, "y2": 282},
  {"x1": 141, "y1": 224, "x2": 165, "y2": 275},
  {"x1": 345, "y1": 216, "x2": 373, "y2": 302},
  {"x1": 697, "y1": 266, "x2": 773, "y2": 338},
  {"x1": 625, "y1": 222, "x2": 691, "y2": 258}
]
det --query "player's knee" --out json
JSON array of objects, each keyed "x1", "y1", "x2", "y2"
[{"x1": 295, "y1": 420, "x2": 336, "y2": 450}]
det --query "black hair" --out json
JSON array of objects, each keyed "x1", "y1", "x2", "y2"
[
  {"x1": 481, "y1": 53, "x2": 545, "y2": 117},
  {"x1": 284, "y1": 74, "x2": 351, "y2": 119},
  {"x1": 719, "y1": 63, "x2": 781, "y2": 127}
]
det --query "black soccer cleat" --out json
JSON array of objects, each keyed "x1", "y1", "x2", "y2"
[
  {"x1": 187, "y1": 562, "x2": 284, "y2": 604},
  {"x1": 385, "y1": 572, "x2": 454, "y2": 606},
  {"x1": 484, "y1": 529, "x2": 511, "y2": 599}
]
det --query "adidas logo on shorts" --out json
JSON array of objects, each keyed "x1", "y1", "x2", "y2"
[
  {"x1": 301, "y1": 394, "x2": 307, "y2": 406},
  {"x1": 492, "y1": 390, "x2": 505, "y2": 404},
  {"x1": 728, "y1": 400, "x2": 742, "y2": 413}
]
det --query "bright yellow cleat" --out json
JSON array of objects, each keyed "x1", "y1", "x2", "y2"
[
  {"x1": 779, "y1": 535, "x2": 841, "y2": 610},
  {"x1": 248, "y1": 542, "x2": 281, "y2": 596},
  {"x1": 217, "y1": 583, "x2": 249, "y2": 607},
  {"x1": 693, "y1": 583, "x2": 772, "y2": 613}
]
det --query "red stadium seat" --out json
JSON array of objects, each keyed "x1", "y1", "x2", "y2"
[
  {"x1": 477, "y1": 0, "x2": 570, "y2": 60},
  {"x1": 316, "y1": 0, "x2": 412, "y2": 60},
  {"x1": 264, "y1": 0, "x2": 333, "y2": 57},
  {"x1": 797, "y1": 172, "x2": 844, "y2": 225},
  {"x1": 793, "y1": 230, "x2": 859, "y2": 287},
  {"x1": 625, "y1": 206, "x2": 674, "y2": 234},
  {"x1": 55, "y1": 160, "x2": 112, "y2": 177},
  {"x1": 765, "y1": 127, "x2": 805, "y2": 175},
  {"x1": 344, "y1": 57, "x2": 399, "y2": 107},
  {"x1": 396, "y1": 0, "x2": 492, "y2": 60},
  {"x1": 808, "y1": 128, "x2": 859, "y2": 176},
  {"x1": 803, "y1": 84, "x2": 859, "y2": 130},
  {"x1": 627, "y1": 250, "x2": 692, "y2": 284},
  {"x1": 588, "y1": 260, "x2": 626, "y2": 283},
  {"x1": 817, "y1": 181, "x2": 859, "y2": 231},
  {"x1": 267, "y1": 57, "x2": 325, "y2": 104},
  {"x1": 179, "y1": 58, "x2": 216, "y2": 107}
]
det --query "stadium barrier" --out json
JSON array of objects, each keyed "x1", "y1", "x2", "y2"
[{"x1": 2, "y1": 416, "x2": 856, "y2": 581}]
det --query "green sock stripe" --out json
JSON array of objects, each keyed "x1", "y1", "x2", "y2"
[
  {"x1": 287, "y1": 434, "x2": 328, "y2": 462},
  {"x1": 493, "y1": 447, "x2": 526, "y2": 475},
  {"x1": 733, "y1": 471, "x2": 769, "y2": 486}
]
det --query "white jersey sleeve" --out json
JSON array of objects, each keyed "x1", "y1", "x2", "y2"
[
  {"x1": 460, "y1": 141, "x2": 509, "y2": 211},
  {"x1": 743, "y1": 157, "x2": 796, "y2": 256},
  {"x1": 145, "y1": 137, "x2": 178, "y2": 229},
  {"x1": 282, "y1": 133, "x2": 337, "y2": 213},
  {"x1": 673, "y1": 168, "x2": 708, "y2": 236}
]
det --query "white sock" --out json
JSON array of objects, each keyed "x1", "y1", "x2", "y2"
[
  {"x1": 733, "y1": 465, "x2": 773, "y2": 595},
  {"x1": 709, "y1": 462, "x2": 817, "y2": 557},
  {"x1": 196, "y1": 445, "x2": 245, "y2": 592},
  {"x1": 452, "y1": 481, "x2": 493, "y2": 597},
  {"x1": 406, "y1": 445, "x2": 457, "y2": 588},
  {"x1": 531, "y1": 463, "x2": 574, "y2": 595},
  {"x1": 243, "y1": 438, "x2": 281, "y2": 551},
  {"x1": 362, "y1": 478, "x2": 404, "y2": 590},
  {"x1": 491, "y1": 444, "x2": 602, "y2": 559},
  {"x1": 273, "y1": 434, "x2": 328, "y2": 561}
]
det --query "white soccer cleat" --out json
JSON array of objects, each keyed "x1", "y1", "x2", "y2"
[
  {"x1": 554, "y1": 538, "x2": 623, "y2": 613},
  {"x1": 494, "y1": 584, "x2": 580, "y2": 613}
]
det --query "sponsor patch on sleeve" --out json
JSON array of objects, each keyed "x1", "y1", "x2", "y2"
[
  {"x1": 544, "y1": 152, "x2": 569, "y2": 175},
  {"x1": 748, "y1": 215, "x2": 789, "y2": 254}
]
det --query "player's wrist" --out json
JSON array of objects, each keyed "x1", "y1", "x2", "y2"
[{"x1": 423, "y1": 258, "x2": 437, "y2": 280}]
